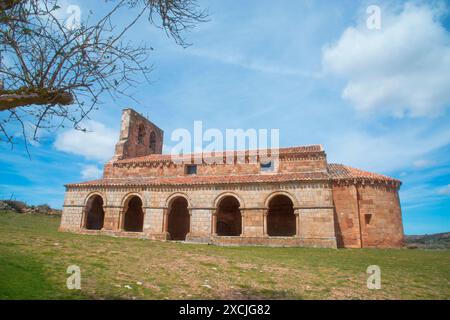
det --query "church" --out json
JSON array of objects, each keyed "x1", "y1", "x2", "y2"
[{"x1": 60, "y1": 108, "x2": 404, "y2": 248}]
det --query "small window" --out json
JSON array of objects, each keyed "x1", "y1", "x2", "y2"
[
  {"x1": 260, "y1": 160, "x2": 274, "y2": 172},
  {"x1": 185, "y1": 165, "x2": 197, "y2": 175},
  {"x1": 149, "y1": 131, "x2": 156, "y2": 152},
  {"x1": 137, "y1": 124, "x2": 145, "y2": 145},
  {"x1": 365, "y1": 214, "x2": 372, "y2": 225}
]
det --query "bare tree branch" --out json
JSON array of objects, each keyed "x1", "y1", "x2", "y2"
[{"x1": 0, "y1": 0, "x2": 207, "y2": 147}]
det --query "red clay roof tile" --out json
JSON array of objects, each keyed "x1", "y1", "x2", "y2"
[{"x1": 327, "y1": 163, "x2": 401, "y2": 184}]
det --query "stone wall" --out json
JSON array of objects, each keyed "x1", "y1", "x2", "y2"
[
  {"x1": 103, "y1": 156, "x2": 327, "y2": 179},
  {"x1": 61, "y1": 182, "x2": 337, "y2": 248},
  {"x1": 112, "y1": 108, "x2": 163, "y2": 161},
  {"x1": 332, "y1": 183, "x2": 404, "y2": 248},
  {"x1": 357, "y1": 184, "x2": 404, "y2": 248}
]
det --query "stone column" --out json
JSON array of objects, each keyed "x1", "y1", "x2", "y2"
[
  {"x1": 263, "y1": 209, "x2": 268, "y2": 236},
  {"x1": 295, "y1": 209, "x2": 301, "y2": 237},
  {"x1": 187, "y1": 208, "x2": 193, "y2": 235},
  {"x1": 117, "y1": 208, "x2": 124, "y2": 231},
  {"x1": 240, "y1": 209, "x2": 246, "y2": 236},
  {"x1": 162, "y1": 208, "x2": 169, "y2": 233},
  {"x1": 79, "y1": 208, "x2": 86, "y2": 229},
  {"x1": 211, "y1": 210, "x2": 217, "y2": 236}
]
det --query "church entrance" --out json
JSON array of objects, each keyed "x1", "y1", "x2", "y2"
[
  {"x1": 267, "y1": 195, "x2": 296, "y2": 236},
  {"x1": 123, "y1": 196, "x2": 144, "y2": 232},
  {"x1": 216, "y1": 196, "x2": 242, "y2": 236},
  {"x1": 168, "y1": 197, "x2": 190, "y2": 241},
  {"x1": 85, "y1": 194, "x2": 104, "y2": 230}
]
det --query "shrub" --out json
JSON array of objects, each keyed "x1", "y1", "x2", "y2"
[
  {"x1": 35, "y1": 204, "x2": 52, "y2": 214},
  {"x1": 2, "y1": 200, "x2": 28, "y2": 213}
]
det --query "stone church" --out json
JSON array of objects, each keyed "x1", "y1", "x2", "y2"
[{"x1": 60, "y1": 109, "x2": 404, "y2": 248}]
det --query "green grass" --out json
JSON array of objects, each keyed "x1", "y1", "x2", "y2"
[{"x1": 0, "y1": 210, "x2": 449, "y2": 300}]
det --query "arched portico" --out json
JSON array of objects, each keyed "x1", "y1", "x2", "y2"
[
  {"x1": 266, "y1": 194, "x2": 296, "y2": 237},
  {"x1": 216, "y1": 196, "x2": 242, "y2": 236},
  {"x1": 166, "y1": 195, "x2": 190, "y2": 241},
  {"x1": 121, "y1": 194, "x2": 145, "y2": 232},
  {"x1": 84, "y1": 193, "x2": 105, "y2": 230}
]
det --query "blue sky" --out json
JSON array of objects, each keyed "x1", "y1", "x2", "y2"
[{"x1": 1, "y1": 0, "x2": 449, "y2": 235}]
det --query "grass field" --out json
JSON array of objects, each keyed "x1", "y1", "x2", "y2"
[{"x1": 0, "y1": 211, "x2": 448, "y2": 300}]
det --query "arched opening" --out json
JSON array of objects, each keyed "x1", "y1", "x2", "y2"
[
  {"x1": 137, "y1": 124, "x2": 145, "y2": 145},
  {"x1": 149, "y1": 131, "x2": 156, "y2": 152},
  {"x1": 123, "y1": 196, "x2": 144, "y2": 232},
  {"x1": 85, "y1": 194, "x2": 105, "y2": 230},
  {"x1": 216, "y1": 196, "x2": 242, "y2": 236},
  {"x1": 267, "y1": 195, "x2": 296, "y2": 237},
  {"x1": 167, "y1": 197, "x2": 190, "y2": 241}
]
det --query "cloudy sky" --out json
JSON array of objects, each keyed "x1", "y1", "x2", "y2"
[{"x1": 1, "y1": 0, "x2": 449, "y2": 235}]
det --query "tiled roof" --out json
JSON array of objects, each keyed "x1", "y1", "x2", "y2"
[
  {"x1": 327, "y1": 163, "x2": 401, "y2": 185},
  {"x1": 114, "y1": 145, "x2": 324, "y2": 164},
  {"x1": 65, "y1": 171, "x2": 330, "y2": 188},
  {"x1": 65, "y1": 161, "x2": 401, "y2": 189}
]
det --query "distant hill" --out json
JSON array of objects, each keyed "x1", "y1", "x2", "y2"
[
  {"x1": 405, "y1": 232, "x2": 450, "y2": 249},
  {"x1": 0, "y1": 200, "x2": 61, "y2": 215}
]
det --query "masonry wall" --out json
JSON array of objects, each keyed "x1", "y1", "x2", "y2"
[
  {"x1": 332, "y1": 184, "x2": 404, "y2": 248},
  {"x1": 113, "y1": 109, "x2": 164, "y2": 161},
  {"x1": 332, "y1": 184, "x2": 362, "y2": 248},
  {"x1": 357, "y1": 185, "x2": 404, "y2": 248},
  {"x1": 60, "y1": 182, "x2": 337, "y2": 248},
  {"x1": 103, "y1": 153, "x2": 328, "y2": 179}
]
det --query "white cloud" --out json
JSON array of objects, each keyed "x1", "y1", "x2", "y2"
[
  {"x1": 323, "y1": 3, "x2": 450, "y2": 117},
  {"x1": 184, "y1": 48, "x2": 321, "y2": 78},
  {"x1": 54, "y1": 120, "x2": 117, "y2": 162},
  {"x1": 413, "y1": 159, "x2": 436, "y2": 168},
  {"x1": 81, "y1": 165, "x2": 103, "y2": 180},
  {"x1": 325, "y1": 125, "x2": 450, "y2": 173},
  {"x1": 437, "y1": 184, "x2": 450, "y2": 195}
]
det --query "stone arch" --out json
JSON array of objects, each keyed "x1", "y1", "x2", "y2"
[
  {"x1": 167, "y1": 196, "x2": 190, "y2": 241},
  {"x1": 267, "y1": 194, "x2": 296, "y2": 237},
  {"x1": 264, "y1": 190, "x2": 298, "y2": 208},
  {"x1": 83, "y1": 193, "x2": 105, "y2": 230},
  {"x1": 121, "y1": 193, "x2": 145, "y2": 232},
  {"x1": 216, "y1": 195, "x2": 242, "y2": 236},
  {"x1": 213, "y1": 191, "x2": 245, "y2": 209},
  {"x1": 165, "y1": 192, "x2": 191, "y2": 208}
]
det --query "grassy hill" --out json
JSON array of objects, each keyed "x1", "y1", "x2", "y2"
[
  {"x1": 405, "y1": 233, "x2": 450, "y2": 249},
  {"x1": 0, "y1": 210, "x2": 449, "y2": 300}
]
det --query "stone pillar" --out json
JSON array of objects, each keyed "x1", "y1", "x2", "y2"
[
  {"x1": 263, "y1": 209, "x2": 268, "y2": 236},
  {"x1": 240, "y1": 209, "x2": 246, "y2": 236},
  {"x1": 211, "y1": 210, "x2": 217, "y2": 236},
  {"x1": 295, "y1": 209, "x2": 301, "y2": 237},
  {"x1": 103, "y1": 207, "x2": 121, "y2": 231},
  {"x1": 187, "y1": 208, "x2": 193, "y2": 234},
  {"x1": 79, "y1": 208, "x2": 86, "y2": 229},
  {"x1": 162, "y1": 208, "x2": 169, "y2": 233}
]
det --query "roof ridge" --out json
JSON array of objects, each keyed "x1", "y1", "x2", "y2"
[{"x1": 115, "y1": 144, "x2": 325, "y2": 163}]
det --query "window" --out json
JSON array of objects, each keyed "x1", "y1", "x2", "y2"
[
  {"x1": 137, "y1": 124, "x2": 145, "y2": 145},
  {"x1": 365, "y1": 213, "x2": 372, "y2": 225},
  {"x1": 149, "y1": 131, "x2": 156, "y2": 152},
  {"x1": 185, "y1": 165, "x2": 197, "y2": 175},
  {"x1": 260, "y1": 160, "x2": 274, "y2": 172}
]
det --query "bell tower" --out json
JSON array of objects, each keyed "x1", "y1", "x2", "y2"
[{"x1": 112, "y1": 108, "x2": 164, "y2": 160}]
